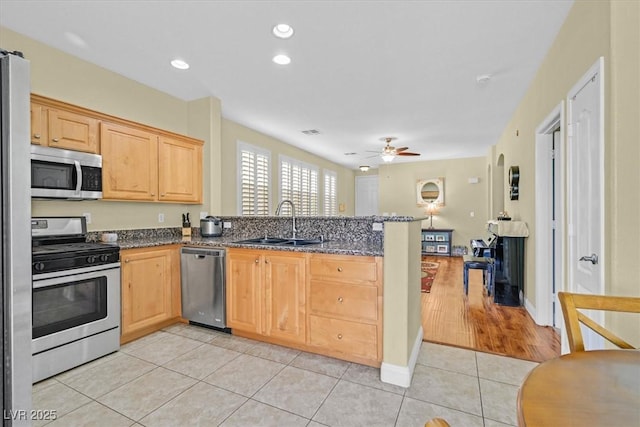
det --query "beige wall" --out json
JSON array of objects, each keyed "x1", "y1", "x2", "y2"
[
  {"x1": 220, "y1": 119, "x2": 355, "y2": 216},
  {"x1": 377, "y1": 157, "x2": 488, "y2": 251},
  {"x1": 608, "y1": 0, "x2": 640, "y2": 343},
  {"x1": 382, "y1": 220, "x2": 422, "y2": 368},
  {"x1": 492, "y1": 0, "x2": 639, "y2": 343},
  {"x1": 2, "y1": 26, "x2": 354, "y2": 229},
  {"x1": 492, "y1": 0, "x2": 611, "y2": 307}
]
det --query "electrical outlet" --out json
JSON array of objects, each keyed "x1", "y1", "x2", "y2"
[
  {"x1": 200, "y1": 211, "x2": 208, "y2": 219},
  {"x1": 372, "y1": 223, "x2": 383, "y2": 231},
  {"x1": 470, "y1": 211, "x2": 475, "y2": 217},
  {"x1": 223, "y1": 221, "x2": 232, "y2": 229},
  {"x1": 158, "y1": 213, "x2": 165, "y2": 223},
  {"x1": 82, "y1": 212, "x2": 92, "y2": 224}
]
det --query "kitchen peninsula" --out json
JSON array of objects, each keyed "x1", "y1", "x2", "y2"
[{"x1": 93, "y1": 215, "x2": 424, "y2": 387}]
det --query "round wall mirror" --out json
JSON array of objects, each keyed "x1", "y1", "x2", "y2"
[{"x1": 416, "y1": 178, "x2": 444, "y2": 206}]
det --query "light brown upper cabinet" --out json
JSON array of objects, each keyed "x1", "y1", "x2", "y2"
[
  {"x1": 30, "y1": 99, "x2": 99, "y2": 153},
  {"x1": 101, "y1": 122, "x2": 203, "y2": 203},
  {"x1": 158, "y1": 136, "x2": 203, "y2": 203}
]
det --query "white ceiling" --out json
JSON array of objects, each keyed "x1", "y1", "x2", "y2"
[{"x1": 0, "y1": 0, "x2": 574, "y2": 170}]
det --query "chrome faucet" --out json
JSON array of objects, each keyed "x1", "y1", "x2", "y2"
[{"x1": 275, "y1": 199, "x2": 297, "y2": 239}]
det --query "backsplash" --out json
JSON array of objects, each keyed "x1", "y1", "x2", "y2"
[{"x1": 86, "y1": 216, "x2": 415, "y2": 245}]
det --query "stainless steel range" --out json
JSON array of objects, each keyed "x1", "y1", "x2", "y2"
[{"x1": 31, "y1": 216, "x2": 120, "y2": 383}]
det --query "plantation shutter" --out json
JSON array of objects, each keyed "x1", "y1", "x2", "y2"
[
  {"x1": 324, "y1": 170, "x2": 337, "y2": 216},
  {"x1": 280, "y1": 156, "x2": 319, "y2": 216},
  {"x1": 238, "y1": 142, "x2": 270, "y2": 215}
]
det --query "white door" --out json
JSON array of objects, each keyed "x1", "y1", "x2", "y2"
[
  {"x1": 566, "y1": 57, "x2": 605, "y2": 350},
  {"x1": 355, "y1": 175, "x2": 378, "y2": 216}
]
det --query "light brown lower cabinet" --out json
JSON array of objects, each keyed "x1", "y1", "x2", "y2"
[
  {"x1": 226, "y1": 248, "x2": 306, "y2": 345},
  {"x1": 120, "y1": 245, "x2": 181, "y2": 344},
  {"x1": 307, "y1": 253, "x2": 383, "y2": 366},
  {"x1": 227, "y1": 249, "x2": 383, "y2": 367}
]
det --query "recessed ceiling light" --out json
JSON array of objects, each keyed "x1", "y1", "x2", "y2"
[
  {"x1": 359, "y1": 165, "x2": 370, "y2": 172},
  {"x1": 272, "y1": 54, "x2": 291, "y2": 65},
  {"x1": 171, "y1": 59, "x2": 190, "y2": 70},
  {"x1": 272, "y1": 24, "x2": 294, "y2": 39}
]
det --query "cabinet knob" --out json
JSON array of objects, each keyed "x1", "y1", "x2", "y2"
[
  {"x1": 125, "y1": 259, "x2": 130, "y2": 263},
  {"x1": 337, "y1": 297, "x2": 343, "y2": 303},
  {"x1": 337, "y1": 334, "x2": 343, "y2": 340},
  {"x1": 255, "y1": 259, "x2": 259, "y2": 263},
  {"x1": 33, "y1": 133, "x2": 41, "y2": 139},
  {"x1": 151, "y1": 193, "x2": 155, "y2": 196},
  {"x1": 161, "y1": 193, "x2": 165, "y2": 196},
  {"x1": 51, "y1": 138, "x2": 59, "y2": 143},
  {"x1": 265, "y1": 259, "x2": 270, "y2": 264},
  {"x1": 337, "y1": 267, "x2": 343, "y2": 272}
]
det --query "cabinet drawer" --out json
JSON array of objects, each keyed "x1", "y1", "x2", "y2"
[
  {"x1": 309, "y1": 255, "x2": 377, "y2": 282},
  {"x1": 309, "y1": 281, "x2": 378, "y2": 322},
  {"x1": 308, "y1": 315, "x2": 378, "y2": 361}
]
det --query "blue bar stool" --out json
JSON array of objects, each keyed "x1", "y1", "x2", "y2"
[{"x1": 462, "y1": 255, "x2": 494, "y2": 295}]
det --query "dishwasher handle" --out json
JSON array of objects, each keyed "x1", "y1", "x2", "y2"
[{"x1": 181, "y1": 247, "x2": 226, "y2": 258}]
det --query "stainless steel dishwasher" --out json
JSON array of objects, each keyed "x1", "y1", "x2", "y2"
[{"x1": 180, "y1": 247, "x2": 226, "y2": 329}]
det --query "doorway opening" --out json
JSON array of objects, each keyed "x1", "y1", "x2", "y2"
[{"x1": 535, "y1": 103, "x2": 564, "y2": 328}]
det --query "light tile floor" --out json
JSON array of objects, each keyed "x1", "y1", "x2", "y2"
[{"x1": 32, "y1": 324, "x2": 538, "y2": 427}]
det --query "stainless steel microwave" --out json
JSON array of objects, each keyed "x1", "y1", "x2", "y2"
[{"x1": 30, "y1": 145, "x2": 102, "y2": 200}]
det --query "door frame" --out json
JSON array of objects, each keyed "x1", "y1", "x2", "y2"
[{"x1": 534, "y1": 102, "x2": 565, "y2": 327}]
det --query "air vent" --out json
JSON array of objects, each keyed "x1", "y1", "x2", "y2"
[{"x1": 301, "y1": 129, "x2": 321, "y2": 135}]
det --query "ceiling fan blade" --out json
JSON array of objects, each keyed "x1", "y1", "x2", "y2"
[
  {"x1": 397, "y1": 152, "x2": 420, "y2": 156},
  {"x1": 395, "y1": 147, "x2": 409, "y2": 152}
]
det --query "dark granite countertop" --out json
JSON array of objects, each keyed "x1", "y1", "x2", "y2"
[{"x1": 115, "y1": 235, "x2": 383, "y2": 257}]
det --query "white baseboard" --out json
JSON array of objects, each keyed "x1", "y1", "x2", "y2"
[
  {"x1": 380, "y1": 325, "x2": 423, "y2": 388},
  {"x1": 524, "y1": 297, "x2": 538, "y2": 324}
]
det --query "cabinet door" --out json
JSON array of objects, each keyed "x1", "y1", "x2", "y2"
[
  {"x1": 121, "y1": 248, "x2": 173, "y2": 336},
  {"x1": 101, "y1": 122, "x2": 158, "y2": 201},
  {"x1": 158, "y1": 136, "x2": 203, "y2": 203},
  {"x1": 264, "y1": 252, "x2": 306, "y2": 343},
  {"x1": 30, "y1": 102, "x2": 47, "y2": 145},
  {"x1": 47, "y1": 109, "x2": 99, "y2": 153},
  {"x1": 226, "y1": 250, "x2": 262, "y2": 333}
]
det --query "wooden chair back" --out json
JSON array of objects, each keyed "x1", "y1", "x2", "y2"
[
  {"x1": 424, "y1": 418, "x2": 451, "y2": 427},
  {"x1": 558, "y1": 291, "x2": 640, "y2": 352}
]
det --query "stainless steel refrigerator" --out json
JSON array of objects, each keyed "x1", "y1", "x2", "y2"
[{"x1": 1, "y1": 50, "x2": 32, "y2": 426}]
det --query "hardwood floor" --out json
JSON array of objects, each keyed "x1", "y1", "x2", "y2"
[{"x1": 421, "y1": 255, "x2": 560, "y2": 363}]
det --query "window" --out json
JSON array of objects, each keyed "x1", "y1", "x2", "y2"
[
  {"x1": 279, "y1": 155, "x2": 319, "y2": 216},
  {"x1": 323, "y1": 169, "x2": 338, "y2": 216},
  {"x1": 237, "y1": 141, "x2": 270, "y2": 215}
]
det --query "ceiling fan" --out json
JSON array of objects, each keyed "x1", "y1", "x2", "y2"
[{"x1": 371, "y1": 137, "x2": 421, "y2": 162}]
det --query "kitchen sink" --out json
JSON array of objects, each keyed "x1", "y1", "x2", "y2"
[
  {"x1": 236, "y1": 237, "x2": 290, "y2": 245},
  {"x1": 280, "y1": 238, "x2": 323, "y2": 246},
  {"x1": 234, "y1": 237, "x2": 323, "y2": 246}
]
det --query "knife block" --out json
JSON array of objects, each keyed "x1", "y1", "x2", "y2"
[{"x1": 182, "y1": 226, "x2": 192, "y2": 237}]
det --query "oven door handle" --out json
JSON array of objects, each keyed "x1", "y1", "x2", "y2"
[
  {"x1": 32, "y1": 262, "x2": 121, "y2": 286},
  {"x1": 74, "y1": 160, "x2": 83, "y2": 196}
]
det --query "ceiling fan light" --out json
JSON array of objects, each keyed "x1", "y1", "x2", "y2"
[{"x1": 381, "y1": 153, "x2": 395, "y2": 162}]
